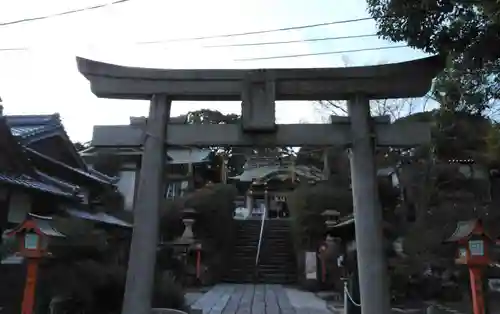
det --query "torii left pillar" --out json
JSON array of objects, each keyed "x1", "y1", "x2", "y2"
[{"x1": 122, "y1": 94, "x2": 171, "y2": 314}]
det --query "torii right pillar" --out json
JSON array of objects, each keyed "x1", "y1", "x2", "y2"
[{"x1": 347, "y1": 95, "x2": 390, "y2": 314}]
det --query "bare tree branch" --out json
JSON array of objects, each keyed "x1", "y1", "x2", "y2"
[{"x1": 316, "y1": 95, "x2": 436, "y2": 122}]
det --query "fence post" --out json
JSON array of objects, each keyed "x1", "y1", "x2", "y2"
[
  {"x1": 426, "y1": 304, "x2": 435, "y2": 314},
  {"x1": 344, "y1": 281, "x2": 348, "y2": 314}
]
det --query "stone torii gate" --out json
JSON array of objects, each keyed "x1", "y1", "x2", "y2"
[{"x1": 77, "y1": 55, "x2": 443, "y2": 314}]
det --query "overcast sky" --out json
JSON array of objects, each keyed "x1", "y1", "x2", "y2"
[{"x1": 0, "y1": 0, "x2": 429, "y2": 143}]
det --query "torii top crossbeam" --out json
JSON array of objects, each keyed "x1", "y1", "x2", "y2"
[{"x1": 76, "y1": 55, "x2": 444, "y2": 101}]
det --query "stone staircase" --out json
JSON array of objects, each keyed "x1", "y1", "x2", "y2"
[
  {"x1": 222, "y1": 219, "x2": 297, "y2": 284},
  {"x1": 257, "y1": 219, "x2": 297, "y2": 284}
]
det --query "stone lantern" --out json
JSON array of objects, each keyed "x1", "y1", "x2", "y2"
[
  {"x1": 179, "y1": 208, "x2": 197, "y2": 243},
  {"x1": 322, "y1": 209, "x2": 340, "y2": 230}
]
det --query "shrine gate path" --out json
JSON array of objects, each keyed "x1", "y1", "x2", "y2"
[{"x1": 187, "y1": 284, "x2": 332, "y2": 314}]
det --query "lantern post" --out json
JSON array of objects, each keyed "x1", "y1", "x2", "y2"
[
  {"x1": 445, "y1": 219, "x2": 493, "y2": 314},
  {"x1": 6, "y1": 214, "x2": 63, "y2": 314}
]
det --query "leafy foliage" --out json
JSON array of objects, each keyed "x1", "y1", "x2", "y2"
[
  {"x1": 73, "y1": 142, "x2": 90, "y2": 152},
  {"x1": 152, "y1": 271, "x2": 187, "y2": 311},
  {"x1": 288, "y1": 181, "x2": 353, "y2": 250},
  {"x1": 367, "y1": 0, "x2": 500, "y2": 66},
  {"x1": 184, "y1": 109, "x2": 294, "y2": 176},
  {"x1": 389, "y1": 111, "x2": 500, "y2": 272},
  {"x1": 40, "y1": 260, "x2": 186, "y2": 314},
  {"x1": 159, "y1": 183, "x2": 238, "y2": 282},
  {"x1": 366, "y1": 0, "x2": 500, "y2": 115}
]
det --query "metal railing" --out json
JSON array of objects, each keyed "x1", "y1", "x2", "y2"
[{"x1": 255, "y1": 204, "x2": 267, "y2": 268}]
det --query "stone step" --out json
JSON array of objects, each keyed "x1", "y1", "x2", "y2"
[
  {"x1": 256, "y1": 274, "x2": 297, "y2": 284},
  {"x1": 225, "y1": 219, "x2": 296, "y2": 284},
  {"x1": 235, "y1": 250, "x2": 291, "y2": 255},
  {"x1": 235, "y1": 243, "x2": 291, "y2": 247},
  {"x1": 236, "y1": 228, "x2": 262, "y2": 232},
  {"x1": 258, "y1": 264, "x2": 296, "y2": 271},
  {"x1": 258, "y1": 249, "x2": 294, "y2": 255},
  {"x1": 262, "y1": 240, "x2": 293, "y2": 244}
]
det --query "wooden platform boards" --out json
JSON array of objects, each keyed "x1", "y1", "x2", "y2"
[{"x1": 189, "y1": 284, "x2": 333, "y2": 314}]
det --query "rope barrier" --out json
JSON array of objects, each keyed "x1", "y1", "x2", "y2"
[{"x1": 344, "y1": 283, "x2": 361, "y2": 307}]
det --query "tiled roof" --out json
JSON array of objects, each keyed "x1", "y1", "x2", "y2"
[
  {"x1": 80, "y1": 146, "x2": 212, "y2": 165},
  {"x1": 66, "y1": 209, "x2": 132, "y2": 228},
  {"x1": 5, "y1": 114, "x2": 62, "y2": 144},
  {"x1": 445, "y1": 220, "x2": 478, "y2": 242},
  {"x1": 29, "y1": 214, "x2": 66, "y2": 237},
  {"x1": 230, "y1": 164, "x2": 325, "y2": 182},
  {"x1": 168, "y1": 149, "x2": 212, "y2": 164},
  {"x1": 25, "y1": 147, "x2": 115, "y2": 186},
  {"x1": 2, "y1": 114, "x2": 119, "y2": 185},
  {"x1": 88, "y1": 167, "x2": 119, "y2": 184},
  {"x1": 35, "y1": 171, "x2": 82, "y2": 194},
  {"x1": 0, "y1": 173, "x2": 76, "y2": 198}
]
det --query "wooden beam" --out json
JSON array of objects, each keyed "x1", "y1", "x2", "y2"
[
  {"x1": 91, "y1": 121, "x2": 430, "y2": 147},
  {"x1": 77, "y1": 55, "x2": 445, "y2": 100}
]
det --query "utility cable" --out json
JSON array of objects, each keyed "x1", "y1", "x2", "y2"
[
  {"x1": 0, "y1": 33, "x2": 385, "y2": 52},
  {"x1": 234, "y1": 45, "x2": 408, "y2": 61},
  {"x1": 0, "y1": 44, "x2": 412, "y2": 60},
  {"x1": 203, "y1": 34, "x2": 378, "y2": 48},
  {"x1": 0, "y1": 0, "x2": 132, "y2": 27},
  {"x1": 0, "y1": 15, "x2": 377, "y2": 51},
  {"x1": 0, "y1": 47, "x2": 28, "y2": 51},
  {"x1": 137, "y1": 17, "x2": 374, "y2": 44}
]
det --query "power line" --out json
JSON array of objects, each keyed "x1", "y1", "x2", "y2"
[
  {"x1": 0, "y1": 47, "x2": 28, "y2": 51},
  {"x1": 0, "y1": 15, "x2": 376, "y2": 51},
  {"x1": 0, "y1": 33, "x2": 383, "y2": 52},
  {"x1": 137, "y1": 17, "x2": 374, "y2": 44},
  {"x1": 204, "y1": 34, "x2": 378, "y2": 48},
  {"x1": 0, "y1": 0, "x2": 132, "y2": 27},
  {"x1": 234, "y1": 45, "x2": 408, "y2": 61}
]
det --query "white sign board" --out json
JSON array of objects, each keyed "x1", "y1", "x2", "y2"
[
  {"x1": 24, "y1": 233, "x2": 39, "y2": 250},
  {"x1": 305, "y1": 251, "x2": 317, "y2": 280},
  {"x1": 489, "y1": 279, "x2": 500, "y2": 292},
  {"x1": 469, "y1": 240, "x2": 484, "y2": 256}
]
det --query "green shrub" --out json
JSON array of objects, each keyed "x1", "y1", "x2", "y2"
[
  {"x1": 160, "y1": 199, "x2": 186, "y2": 242},
  {"x1": 287, "y1": 181, "x2": 352, "y2": 251},
  {"x1": 38, "y1": 258, "x2": 127, "y2": 314},
  {"x1": 152, "y1": 271, "x2": 187, "y2": 311},
  {"x1": 286, "y1": 181, "x2": 351, "y2": 290},
  {"x1": 158, "y1": 183, "x2": 238, "y2": 283},
  {"x1": 186, "y1": 184, "x2": 238, "y2": 281}
]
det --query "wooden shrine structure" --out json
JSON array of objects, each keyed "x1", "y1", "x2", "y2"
[{"x1": 76, "y1": 55, "x2": 444, "y2": 314}]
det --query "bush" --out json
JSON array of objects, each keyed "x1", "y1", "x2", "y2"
[
  {"x1": 160, "y1": 200, "x2": 186, "y2": 242},
  {"x1": 288, "y1": 181, "x2": 352, "y2": 251},
  {"x1": 40, "y1": 257, "x2": 187, "y2": 314},
  {"x1": 152, "y1": 271, "x2": 187, "y2": 311},
  {"x1": 158, "y1": 183, "x2": 238, "y2": 283},
  {"x1": 38, "y1": 258, "x2": 127, "y2": 314},
  {"x1": 287, "y1": 181, "x2": 352, "y2": 290},
  {"x1": 185, "y1": 183, "x2": 238, "y2": 282}
]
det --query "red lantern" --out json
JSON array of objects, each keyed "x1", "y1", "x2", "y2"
[
  {"x1": 318, "y1": 244, "x2": 327, "y2": 283},
  {"x1": 445, "y1": 219, "x2": 493, "y2": 314},
  {"x1": 7, "y1": 214, "x2": 64, "y2": 314},
  {"x1": 194, "y1": 243, "x2": 202, "y2": 280}
]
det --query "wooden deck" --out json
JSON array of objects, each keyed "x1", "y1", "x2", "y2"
[{"x1": 189, "y1": 284, "x2": 332, "y2": 314}]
